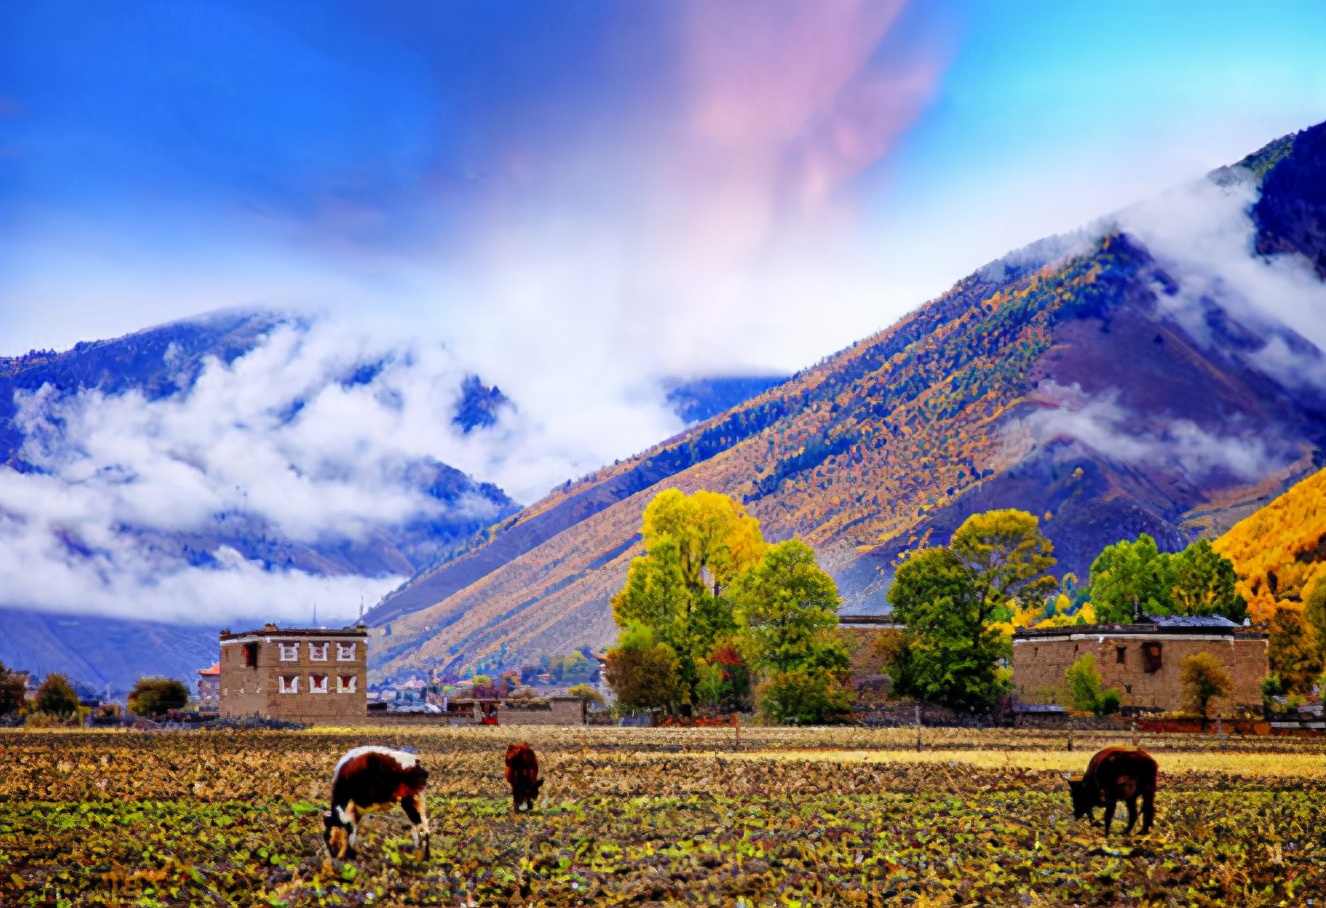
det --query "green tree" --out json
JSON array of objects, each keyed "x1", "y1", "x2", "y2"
[
  {"x1": 1063, "y1": 652, "x2": 1122, "y2": 716},
  {"x1": 34, "y1": 674, "x2": 80, "y2": 717},
  {"x1": 1179, "y1": 652, "x2": 1233, "y2": 723},
  {"x1": 127, "y1": 677, "x2": 190, "y2": 718},
  {"x1": 1267, "y1": 605, "x2": 1323, "y2": 693},
  {"x1": 0, "y1": 662, "x2": 27, "y2": 717},
  {"x1": 1087, "y1": 534, "x2": 1175, "y2": 623},
  {"x1": 611, "y1": 489, "x2": 766, "y2": 707},
  {"x1": 566, "y1": 683, "x2": 606, "y2": 709},
  {"x1": 604, "y1": 623, "x2": 684, "y2": 712},
  {"x1": 732, "y1": 539, "x2": 851, "y2": 723},
  {"x1": 950, "y1": 509, "x2": 1058, "y2": 620},
  {"x1": 1169, "y1": 539, "x2": 1247, "y2": 622},
  {"x1": 886, "y1": 547, "x2": 1010, "y2": 713}
]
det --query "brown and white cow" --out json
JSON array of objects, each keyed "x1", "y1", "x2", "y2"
[
  {"x1": 504, "y1": 743, "x2": 543, "y2": 812},
  {"x1": 323, "y1": 746, "x2": 430, "y2": 860}
]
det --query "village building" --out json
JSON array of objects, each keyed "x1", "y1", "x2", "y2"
[
  {"x1": 1012, "y1": 616, "x2": 1268, "y2": 715},
  {"x1": 219, "y1": 623, "x2": 368, "y2": 724},
  {"x1": 197, "y1": 662, "x2": 221, "y2": 704}
]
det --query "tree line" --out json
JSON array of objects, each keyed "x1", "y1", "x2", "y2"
[
  {"x1": 606, "y1": 489, "x2": 1326, "y2": 723},
  {"x1": 0, "y1": 665, "x2": 191, "y2": 725}
]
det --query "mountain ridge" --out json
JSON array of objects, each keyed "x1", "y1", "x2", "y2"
[{"x1": 366, "y1": 120, "x2": 1326, "y2": 679}]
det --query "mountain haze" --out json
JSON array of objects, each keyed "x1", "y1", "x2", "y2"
[{"x1": 368, "y1": 121, "x2": 1326, "y2": 679}]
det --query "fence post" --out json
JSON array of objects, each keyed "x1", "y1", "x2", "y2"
[
  {"x1": 1217, "y1": 716, "x2": 1225, "y2": 749},
  {"x1": 734, "y1": 712, "x2": 740, "y2": 750},
  {"x1": 915, "y1": 703, "x2": 922, "y2": 753},
  {"x1": 1131, "y1": 719, "x2": 1138, "y2": 748},
  {"x1": 1067, "y1": 731, "x2": 1073, "y2": 752}
]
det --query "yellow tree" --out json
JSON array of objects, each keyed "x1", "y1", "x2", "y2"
[
  {"x1": 950, "y1": 509, "x2": 1058, "y2": 621},
  {"x1": 610, "y1": 489, "x2": 767, "y2": 710}
]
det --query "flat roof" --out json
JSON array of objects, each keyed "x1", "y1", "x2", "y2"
[
  {"x1": 1014, "y1": 619, "x2": 1264, "y2": 640},
  {"x1": 220, "y1": 625, "x2": 368, "y2": 641}
]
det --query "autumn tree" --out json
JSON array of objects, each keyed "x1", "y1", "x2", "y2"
[
  {"x1": 604, "y1": 623, "x2": 684, "y2": 712},
  {"x1": 950, "y1": 509, "x2": 1058, "y2": 621},
  {"x1": 732, "y1": 539, "x2": 851, "y2": 723},
  {"x1": 886, "y1": 546, "x2": 1010, "y2": 713},
  {"x1": 34, "y1": 674, "x2": 80, "y2": 717},
  {"x1": 1087, "y1": 534, "x2": 1175, "y2": 623},
  {"x1": 1180, "y1": 652, "x2": 1233, "y2": 724},
  {"x1": 1304, "y1": 576, "x2": 1326, "y2": 662},
  {"x1": 566, "y1": 683, "x2": 606, "y2": 709},
  {"x1": 127, "y1": 677, "x2": 190, "y2": 718},
  {"x1": 610, "y1": 489, "x2": 766, "y2": 708},
  {"x1": 0, "y1": 662, "x2": 27, "y2": 717},
  {"x1": 1169, "y1": 539, "x2": 1247, "y2": 623},
  {"x1": 1267, "y1": 605, "x2": 1323, "y2": 693}
]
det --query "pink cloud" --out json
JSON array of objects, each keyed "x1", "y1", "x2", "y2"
[{"x1": 679, "y1": 0, "x2": 938, "y2": 222}]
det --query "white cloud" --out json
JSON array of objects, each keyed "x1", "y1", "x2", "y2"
[
  {"x1": 1114, "y1": 173, "x2": 1326, "y2": 387},
  {"x1": 0, "y1": 315, "x2": 687, "y2": 624},
  {"x1": 1015, "y1": 381, "x2": 1280, "y2": 482}
]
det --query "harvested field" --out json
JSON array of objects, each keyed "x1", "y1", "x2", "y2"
[{"x1": 1, "y1": 727, "x2": 1323, "y2": 906}]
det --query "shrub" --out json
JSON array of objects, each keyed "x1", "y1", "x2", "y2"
[
  {"x1": 127, "y1": 677, "x2": 190, "y2": 718},
  {"x1": 755, "y1": 668, "x2": 852, "y2": 725},
  {"x1": 1180, "y1": 653, "x2": 1233, "y2": 722},
  {"x1": 1063, "y1": 653, "x2": 1121, "y2": 717},
  {"x1": 35, "y1": 674, "x2": 81, "y2": 717}
]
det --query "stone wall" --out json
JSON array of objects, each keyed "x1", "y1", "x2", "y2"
[
  {"x1": 497, "y1": 699, "x2": 586, "y2": 726},
  {"x1": 1013, "y1": 632, "x2": 1267, "y2": 714}
]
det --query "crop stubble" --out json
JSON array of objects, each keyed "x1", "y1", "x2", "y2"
[{"x1": 0, "y1": 727, "x2": 1323, "y2": 907}]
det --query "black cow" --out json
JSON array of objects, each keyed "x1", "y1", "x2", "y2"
[
  {"x1": 1069, "y1": 746, "x2": 1158, "y2": 835},
  {"x1": 504, "y1": 743, "x2": 543, "y2": 811}
]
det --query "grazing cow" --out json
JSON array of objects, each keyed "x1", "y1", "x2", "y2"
[
  {"x1": 504, "y1": 743, "x2": 543, "y2": 811},
  {"x1": 1068, "y1": 746, "x2": 1158, "y2": 835},
  {"x1": 323, "y1": 746, "x2": 430, "y2": 860}
]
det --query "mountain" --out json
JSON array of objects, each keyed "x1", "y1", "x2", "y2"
[
  {"x1": 663, "y1": 376, "x2": 789, "y2": 425},
  {"x1": 366, "y1": 120, "x2": 1326, "y2": 680},
  {"x1": 0, "y1": 311, "x2": 520, "y2": 691},
  {"x1": 1214, "y1": 466, "x2": 1326, "y2": 621}
]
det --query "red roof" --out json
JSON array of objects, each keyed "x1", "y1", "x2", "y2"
[{"x1": 198, "y1": 662, "x2": 221, "y2": 677}]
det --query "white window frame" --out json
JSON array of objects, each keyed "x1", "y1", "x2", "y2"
[
  {"x1": 278, "y1": 643, "x2": 299, "y2": 662},
  {"x1": 336, "y1": 642, "x2": 357, "y2": 662},
  {"x1": 308, "y1": 641, "x2": 329, "y2": 662},
  {"x1": 279, "y1": 675, "x2": 299, "y2": 694},
  {"x1": 337, "y1": 674, "x2": 358, "y2": 694},
  {"x1": 309, "y1": 674, "x2": 329, "y2": 694}
]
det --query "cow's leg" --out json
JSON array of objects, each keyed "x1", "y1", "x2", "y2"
[
  {"x1": 1102, "y1": 798, "x2": 1116, "y2": 836},
  {"x1": 402, "y1": 793, "x2": 430, "y2": 860},
  {"x1": 1123, "y1": 797, "x2": 1137, "y2": 835},
  {"x1": 336, "y1": 803, "x2": 359, "y2": 859},
  {"x1": 1140, "y1": 790, "x2": 1155, "y2": 834}
]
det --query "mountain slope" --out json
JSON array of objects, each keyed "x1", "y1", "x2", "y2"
[
  {"x1": 1, "y1": 311, "x2": 521, "y2": 690},
  {"x1": 1213, "y1": 466, "x2": 1326, "y2": 621},
  {"x1": 367, "y1": 120, "x2": 1326, "y2": 679}
]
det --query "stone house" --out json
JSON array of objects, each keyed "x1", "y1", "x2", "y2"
[
  {"x1": 219, "y1": 624, "x2": 368, "y2": 724},
  {"x1": 1012, "y1": 615, "x2": 1268, "y2": 715}
]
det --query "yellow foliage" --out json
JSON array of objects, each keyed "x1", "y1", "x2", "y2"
[{"x1": 1213, "y1": 468, "x2": 1326, "y2": 623}]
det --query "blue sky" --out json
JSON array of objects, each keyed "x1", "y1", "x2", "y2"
[
  {"x1": 2, "y1": 0, "x2": 1326, "y2": 625},
  {"x1": 2, "y1": 0, "x2": 1324, "y2": 368}
]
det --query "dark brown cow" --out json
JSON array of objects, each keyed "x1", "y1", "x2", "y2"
[
  {"x1": 1068, "y1": 746, "x2": 1158, "y2": 835},
  {"x1": 323, "y1": 746, "x2": 430, "y2": 860},
  {"x1": 504, "y1": 743, "x2": 543, "y2": 811}
]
